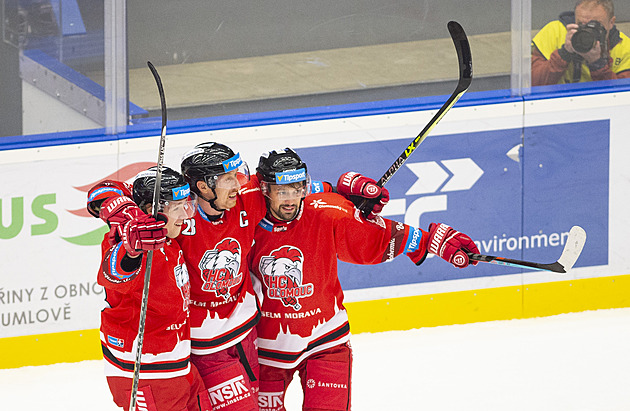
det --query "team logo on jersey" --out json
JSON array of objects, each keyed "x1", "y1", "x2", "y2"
[
  {"x1": 199, "y1": 238, "x2": 243, "y2": 300},
  {"x1": 173, "y1": 257, "x2": 191, "y2": 312},
  {"x1": 259, "y1": 246, "x2": 313, "y2": 311}
]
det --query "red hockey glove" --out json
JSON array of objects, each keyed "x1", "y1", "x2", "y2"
[
  {"x1": 99, "y1": 196, "x2": 145, "y2": 242},
  {"x1": 121, "y1": 214, "x2": 167, "y2": 257},
  {"x1": 427, "y1": 223, "x2": 479, "y2": 268},
  {"x1": 86, "y1": 180, "x2": 133, "y2": 218},
  {"x1": 336, "y1": 171, "x2": 390, "y2": 219}
]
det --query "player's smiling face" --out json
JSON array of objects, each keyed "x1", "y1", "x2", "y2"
[
  {"x1": 267, "y1": 182, "x2": 304, "y2": 221},
  {"x1": 147, "y1": 197, "x2": 195, "y2": 238},
  {"x1": 213, "y1": 170, "x2": 241, "y2": 210},
  {"x1": 196, "y1": 170, "x2": 241, "y2": 213},
  {"x1": 162, "y1": 197, "x2": 196, "y2": 237},
  {"x1": 164, "y1": 212, "x2": 183, "y2": 238}
]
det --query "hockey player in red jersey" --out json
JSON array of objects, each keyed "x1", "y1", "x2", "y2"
[
  {"x1": 89, "y1": 142, "x2": 390, "y2": 410},
  {"x1": 178, "y1": 142, "x2": 390, "y2": 411},
  {"x1": 248, "y1": 149, "x2": 480, "y2": 411},
  {"x1": 93, "y1": 167, "x2": 211, "y2": 411},
  {"x1": 178, "y1": 142, "x2": 266, "y2": 411}
]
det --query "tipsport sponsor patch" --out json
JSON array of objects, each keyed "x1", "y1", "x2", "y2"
[
  {"x1": 222, "y1": 153, "x2": 244, "y2": 172},
  {"x1": 275, "y1": 168, "x2": 307, "y2": 184},
  {"x1": 404, "y1": 226, "x2": 423, "y2": 254},
  {"x1": 172, "y1": 183, "x2": 190, "y2": 200}
]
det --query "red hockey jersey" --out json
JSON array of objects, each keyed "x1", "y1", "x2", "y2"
[
  {"x1": 99, "y1": 236, "x2": 192, "y2": 379},
  {"x1": 175, "y1": 177, "x2": 267, "y2": 355},
  {"x1": 248, "y1": 192, "x2": 424, "y2": 369}
]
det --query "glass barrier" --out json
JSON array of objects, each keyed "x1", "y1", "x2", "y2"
[
  {"x1": 126, "y1": 0, "x2": 512, "y2": 122},
  {"x1": 1, "y1": 1, "x2": 629, "y2": 140},
  {"x1": 531, "y1": 0, "x2": 630, "y2": 90},
  {"x1": 2, "y1": 0, "x2": 108, "y2": 137}
]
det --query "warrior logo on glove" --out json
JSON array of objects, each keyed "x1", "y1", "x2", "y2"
[
  {"x1": 427, "y1": 223, "x2": 479, "y2": 268},
  {"x1": 336, "y1": 171, "x2": 390, "y2": 220},
  {"x1": 259, "y1": 246, "x2": 314, "y2": 311}
]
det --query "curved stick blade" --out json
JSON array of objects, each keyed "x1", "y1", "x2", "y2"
[
  {"x1": 557, "y1": 226, "x2": 587, "y2": 272},
  {"x1": 447, "y1": 21, "x2": 473, "y2": 92}
]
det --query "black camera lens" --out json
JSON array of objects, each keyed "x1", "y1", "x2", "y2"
[
  {"x1": 571, "y1": 20, "x2": 607, "y2": 54},
  {"x1": 572, "y1": 30, "x2": 595, "y2": 53}
]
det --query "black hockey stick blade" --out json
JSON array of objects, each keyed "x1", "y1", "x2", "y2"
[
  {"x1": 376, "y1": 21, "x2": 472, "y2": 188},
  {"x1": 129, "y1": 61, "x2": 168, "y2": 411},
  {"x1": 358, "y1": 21, "x2": 472, "y2": 216},
  {"x1": 467, "y1": 226, "x2": 587, "y2": 274},
  {"x1": 146, "y1": 61, "x2": 167, "y2": 219}
]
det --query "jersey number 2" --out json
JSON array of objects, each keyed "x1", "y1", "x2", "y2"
[{"x1": 181, "y1": 218, "x2": 196, "y2": 235}]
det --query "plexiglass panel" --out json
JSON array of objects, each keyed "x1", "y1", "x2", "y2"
[
  {"x1": 4, "y1": 1, "x2": 627, "y2": 139},
  {"x1": 2, "y1": 0, "x2": 107, "y2": 136},
  {"x1": 125, "y1": 0, "x2": 512, "y2": 121},
  {"x1": 531, "y1": 0, "x2": 630, "y2": 90}
]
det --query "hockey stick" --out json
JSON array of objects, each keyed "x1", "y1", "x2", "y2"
[
  {"x1": 466, "y1": 226, "x2": 587, "y2": 274},
  {"x1": 379, "y1": 21, "x2": 471, "y2": 187},
  {"x1": 359, "y1": 21, "x2": 472, "y2": 214},
  {"x1": 129, "y1": 61, "x2": 168, "y2": 411}
]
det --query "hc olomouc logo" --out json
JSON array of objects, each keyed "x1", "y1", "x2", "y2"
[
  {"x1": 199, "y1": 238, "x2": 243, "y2": 300},
  {"x1": 259, "y1": 246, "x2": 314, "y2": 311}
]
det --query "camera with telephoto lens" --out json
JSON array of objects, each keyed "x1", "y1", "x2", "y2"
[{"x1": 572, "y1": 20, "x2": 607, "y2": 53}]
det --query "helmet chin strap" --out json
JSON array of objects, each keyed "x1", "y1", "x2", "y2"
[
  {"x1": 199, "y1": 188, "x2": 226, "y2": 213},
  {"x1": 209, "y1": 198, "x2": 226, "y2": 213}
]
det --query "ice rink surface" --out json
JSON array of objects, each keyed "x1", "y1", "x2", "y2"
[{"x1": 2, "y1": 307, "x2": 629, "y2": 410}]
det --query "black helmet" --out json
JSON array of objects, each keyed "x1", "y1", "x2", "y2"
[
  {"x1": 181, "y1": 142, "x2": 250, "y2": 193},
  {"x1": 256, "y1": 148, "x2": 310, "y2": 198},
  {"x1": 256, "y1": 148, "x2": 308, "y2": 184},
  {"x1": 133, "y1": 166, "x2": 191, "y2": 210}
]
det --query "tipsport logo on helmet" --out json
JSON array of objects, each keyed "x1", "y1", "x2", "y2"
[
  {"x1": 199, "y1": 238, "x2": 243, "y2": 301},
  {"x1": 134, "y1": 169, "x2": 190, "y2": 200},
  {"x1": 222, "y1": 153, "x2": 244, "y2": 172},
  {"x1": 172, "y1": 183, "x2": 190, "y2": 200},
  {"x1": 259, "y1": 246, "x2": 314, "y2": 311},
  {"x1": 275, "y1": 168, "x2": 307, "y2": 184}
]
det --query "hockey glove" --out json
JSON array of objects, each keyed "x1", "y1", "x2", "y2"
[
  {"x1": 121, "y1": 214, "x2": 167, "y2": 257},
  {"x1": 99, "y1": 195, "x2": 145, "y2": 240},
  {"x1": 336, "y1": 171, "x2": 390, "y2": 219},
  {"x1": 426, "y1": 223, "x2": 479, "y2": 268},
  {"x1": 86, "y1": 180, "x2": 133, "y2": 218}
]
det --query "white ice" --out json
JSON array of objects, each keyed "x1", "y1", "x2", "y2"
[{"x1": 2, "y1": 308, "x2": 629, "y2": 410}]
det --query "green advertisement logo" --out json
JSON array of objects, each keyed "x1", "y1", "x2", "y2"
[{"x1": 0, "y1": 162, "x2": 154, "y2": 246}]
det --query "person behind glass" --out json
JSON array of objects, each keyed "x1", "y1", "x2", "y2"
[
  {"x1": 88, "y1": 168, "x2": 212, "y2": 411},
  {"x1": 248, "y1": 149, "x2": 480, "y2": 411},
  {"x1": 532, "y1": 0, "x2": 630, "y2": 86}
]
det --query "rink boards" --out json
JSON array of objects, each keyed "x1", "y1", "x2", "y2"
[{"x1": 1, "y1": 83, "x2": 630, "y2": 368}]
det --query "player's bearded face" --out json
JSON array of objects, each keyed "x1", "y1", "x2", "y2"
[{"x1": 267, "y1": 183, "x2": 304, "y2": 221}]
